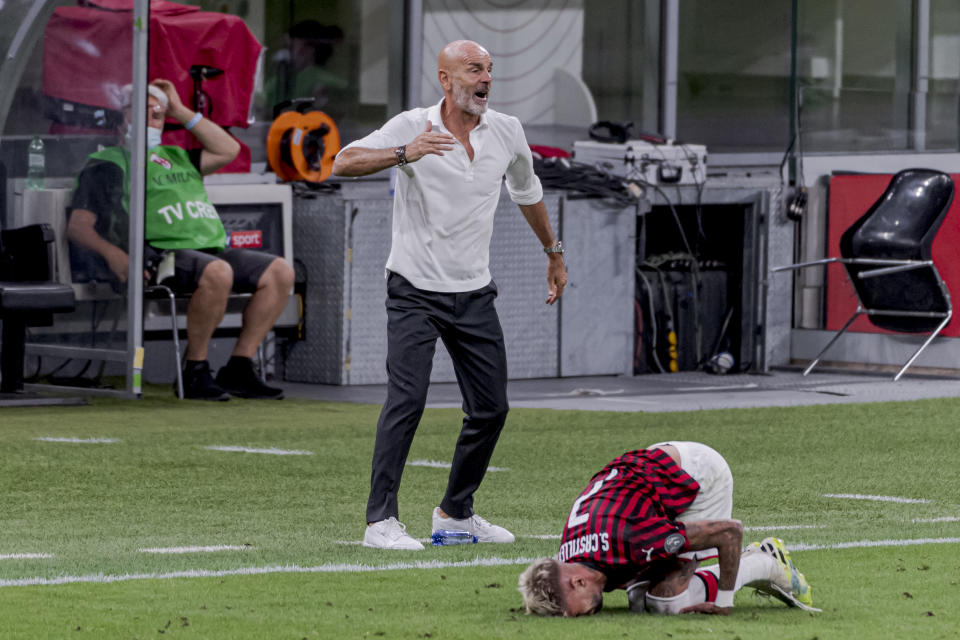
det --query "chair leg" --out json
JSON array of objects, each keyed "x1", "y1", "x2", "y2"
[
  {"x1": 256, "y1": 342, "x2": 265, "y2": 381},
  {"x1": 803, "y1": 308, "x2": 863, "y2": 376},
  {"x1": 155, "y1": 286, "x2": 184, "y2": 399},
  {"x1": 893, "y1": 313, "x2": 952, "y2": 381}
]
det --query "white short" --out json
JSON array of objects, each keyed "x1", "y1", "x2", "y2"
[
  {"x1": 633, "y1": 577, "x2": 710, "y2": 615},
  {"x1": 644, "y1": 588, "x2": 702, "y2": 615},
  {"x1": 648, "y1": 441, "x2": 733, "y2": 559}
]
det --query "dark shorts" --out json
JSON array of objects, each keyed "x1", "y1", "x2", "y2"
[{"x1": 147, "y1": 246, "x2": 279, "y2": 295}]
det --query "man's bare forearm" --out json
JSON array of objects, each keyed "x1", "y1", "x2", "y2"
[
  {"x1": 333, "y1": 147, "x2": 398, "y2": 177},
  {"x1": 334, "y1": 122, "x2": 456, "y2": 177},
  {"x1": 68, "y1": 209, "x2": 120, "y2": 256},
  {"x1": 683, "y1": 519, "x2": 743, "y2": 591},
  {"x1": 67, "y1": 208, "x2": 133, "y2": 281},
  {"x1": 186, "y1": 114, "x2": 240, "y2": 174},
  {"x1": 518, "y1": 200, "x2": 557, "y2": 248}
]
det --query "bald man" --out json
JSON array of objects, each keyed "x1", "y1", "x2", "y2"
[{"x1": 334, "y1": 40, "x2": 567, "y2": 550}]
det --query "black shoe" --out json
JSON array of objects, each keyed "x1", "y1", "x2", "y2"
[
  {"x1": 216, "y1": 356, "x2": 284, "y2": 399},
  {"x1": 179, "y1": 360, "x2": 230, "y2": 401}
]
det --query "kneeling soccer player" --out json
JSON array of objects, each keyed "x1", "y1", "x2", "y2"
[{"x1": 518, "y1": 442, "x2": 817, "y2": 616}]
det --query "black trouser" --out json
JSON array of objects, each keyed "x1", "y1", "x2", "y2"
[{"x1": 366, "y1": 272, "x2": 509, "y2": 523}]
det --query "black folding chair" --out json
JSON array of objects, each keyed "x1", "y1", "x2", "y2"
[{"x1": 773, "y1": 168, "x2": 954, "y2": 380}]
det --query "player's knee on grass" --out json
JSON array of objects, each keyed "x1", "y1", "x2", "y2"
[
  {"x1": 642, "y1": 572, "x2": 709, "y2": 614},
  {"x1": 645, "y1": 587, "x2": 705, "y2": 614}
]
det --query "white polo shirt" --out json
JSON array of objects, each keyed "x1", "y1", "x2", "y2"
[{"x1": 339, "y1": 98, "x2": 544, "y2": 293}]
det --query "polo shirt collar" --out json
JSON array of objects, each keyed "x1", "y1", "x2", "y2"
[{"x1": 430, "y1": 98, "x2": 488, "y2": 132}]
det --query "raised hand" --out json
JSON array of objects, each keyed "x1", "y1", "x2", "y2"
[
  {"x1": 150, "y1": 78, "x2": 187, "y2": 117},
  {"x1": 404, "y1": 121, "x2": 455, "y2": 162}
]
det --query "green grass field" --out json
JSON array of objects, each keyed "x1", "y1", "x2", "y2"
[{"x1": 1, "y1": 389, "x2": 959, "y2": 639}]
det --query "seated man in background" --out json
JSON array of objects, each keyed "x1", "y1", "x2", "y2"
[
  {"x1": 265, "y1": 20, "x2": 348, "y2": 121},
  {"x1": 67, "y1": 79, "x2": 294, "y2": 400},
  {"x1": 518, "y1": 442, "x2": 817, "y2": 616}
]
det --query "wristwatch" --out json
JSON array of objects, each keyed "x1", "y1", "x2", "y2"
[
  {"x1": 395, "y1": 145, "x2": 408, "y2": 167},
  {"x1": 543, "y1": 241, "x2": 564, "y2": 255}
]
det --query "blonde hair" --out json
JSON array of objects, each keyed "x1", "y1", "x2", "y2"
[{"x1": 518, "y1": 557, "x2": 564, "y2": 616}]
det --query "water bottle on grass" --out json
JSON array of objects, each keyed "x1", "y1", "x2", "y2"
[{"x1": 431, "y1": 530, "x2": 478, "y2": 546}]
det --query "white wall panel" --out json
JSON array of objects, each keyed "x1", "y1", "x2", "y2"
[{"x1": 419, "y1": 0, "x2": 584, "y2": 124}]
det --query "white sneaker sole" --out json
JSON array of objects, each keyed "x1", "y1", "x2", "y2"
[
  {"x1": 754, "y1": 584, "x2": 822, "y2": 612},
  {"x1": 362, "y1": 542, "x2": 424, "y2": 550},
  {"x1": 362, "y1": 537, "x2": 424, "y2": 550}
]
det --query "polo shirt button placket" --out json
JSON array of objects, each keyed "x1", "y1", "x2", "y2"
[{"x1": 462, "y1": 145, "x2": 475, "y2": 182}]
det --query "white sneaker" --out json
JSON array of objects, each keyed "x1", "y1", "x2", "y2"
[
  {"x1": 431, "y1": 507, "x2": 515, "y2": 543},
  {"x1": 742, "y1": 539, "x2": 820, "y2": 612},
  {"x1": 363, "y1": 518, "x2": 425, "y2": 550}
]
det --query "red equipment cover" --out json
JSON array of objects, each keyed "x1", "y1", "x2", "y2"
[
  {"x1": 43, "y1": 0, "x2": 261, "y2": 131},
  {"x1": 827, "y1": 173, "x2": 960, "y2": 337},
  {"x1": 77, "y1": 0, "x2": 197, "y2": 12}
]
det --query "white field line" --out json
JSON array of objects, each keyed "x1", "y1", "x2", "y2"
[
  {"x1": 6, "y1": 536, "x2": 960, "y2": 589},
  {"x1": 406, "y1": 459, "x2": 509, "y2": 472},
  {"x1": 0, "y1": 553, "x2": 53, "y2": 560},
  {"x1": 205, "y1": 445, "x2": 312, "y2": 456},
  {"x1": 0, "y1": 556, "x2": 536, "y2": 589},
  {"x1": 913, "y1": 516, "x2": 960, "y2": 523},
  {"x1": 823, "y1": 493, "x2": 931, "y2": 504},
  {"x1": 34, "y1": 437, "x2": 119, "y2": 444},
  {"x1": 138, "y1": 545, "x2": 251, "y2": 554},
  {"x1": 788, "y1": 537, "x2": 960, "y2": 552},
  {"x1": 745, "y1": 525, "x2": 826, "y2": 532}
]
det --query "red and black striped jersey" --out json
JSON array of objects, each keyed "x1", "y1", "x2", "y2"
[{"x1": 557, "y1": 448, "x2": 700, "y2": 589}]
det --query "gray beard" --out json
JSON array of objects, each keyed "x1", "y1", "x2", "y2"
[{"x1": 454, "y1": 82, "x2": 487, "y2": 115}]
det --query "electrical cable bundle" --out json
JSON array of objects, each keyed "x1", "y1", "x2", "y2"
[{"x1": 533, "y1": 157, "x2": 641, "y2": 207}]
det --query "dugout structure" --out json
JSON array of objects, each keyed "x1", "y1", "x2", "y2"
[{"x1": 281, "y1": 175, "x2": 789, "y2": 385}]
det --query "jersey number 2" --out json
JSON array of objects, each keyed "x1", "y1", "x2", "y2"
[{"x1": 567, "y1": 469, "x2": 618, "y2": 528}]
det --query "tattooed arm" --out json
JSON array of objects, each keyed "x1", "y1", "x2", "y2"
[{"x1": 677, "y1": 519, "x2": 743, "y2": 614}]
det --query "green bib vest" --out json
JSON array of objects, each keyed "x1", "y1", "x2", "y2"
[{"x1": 86, "y1": 145, "x2": 227, "y2": 251}]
